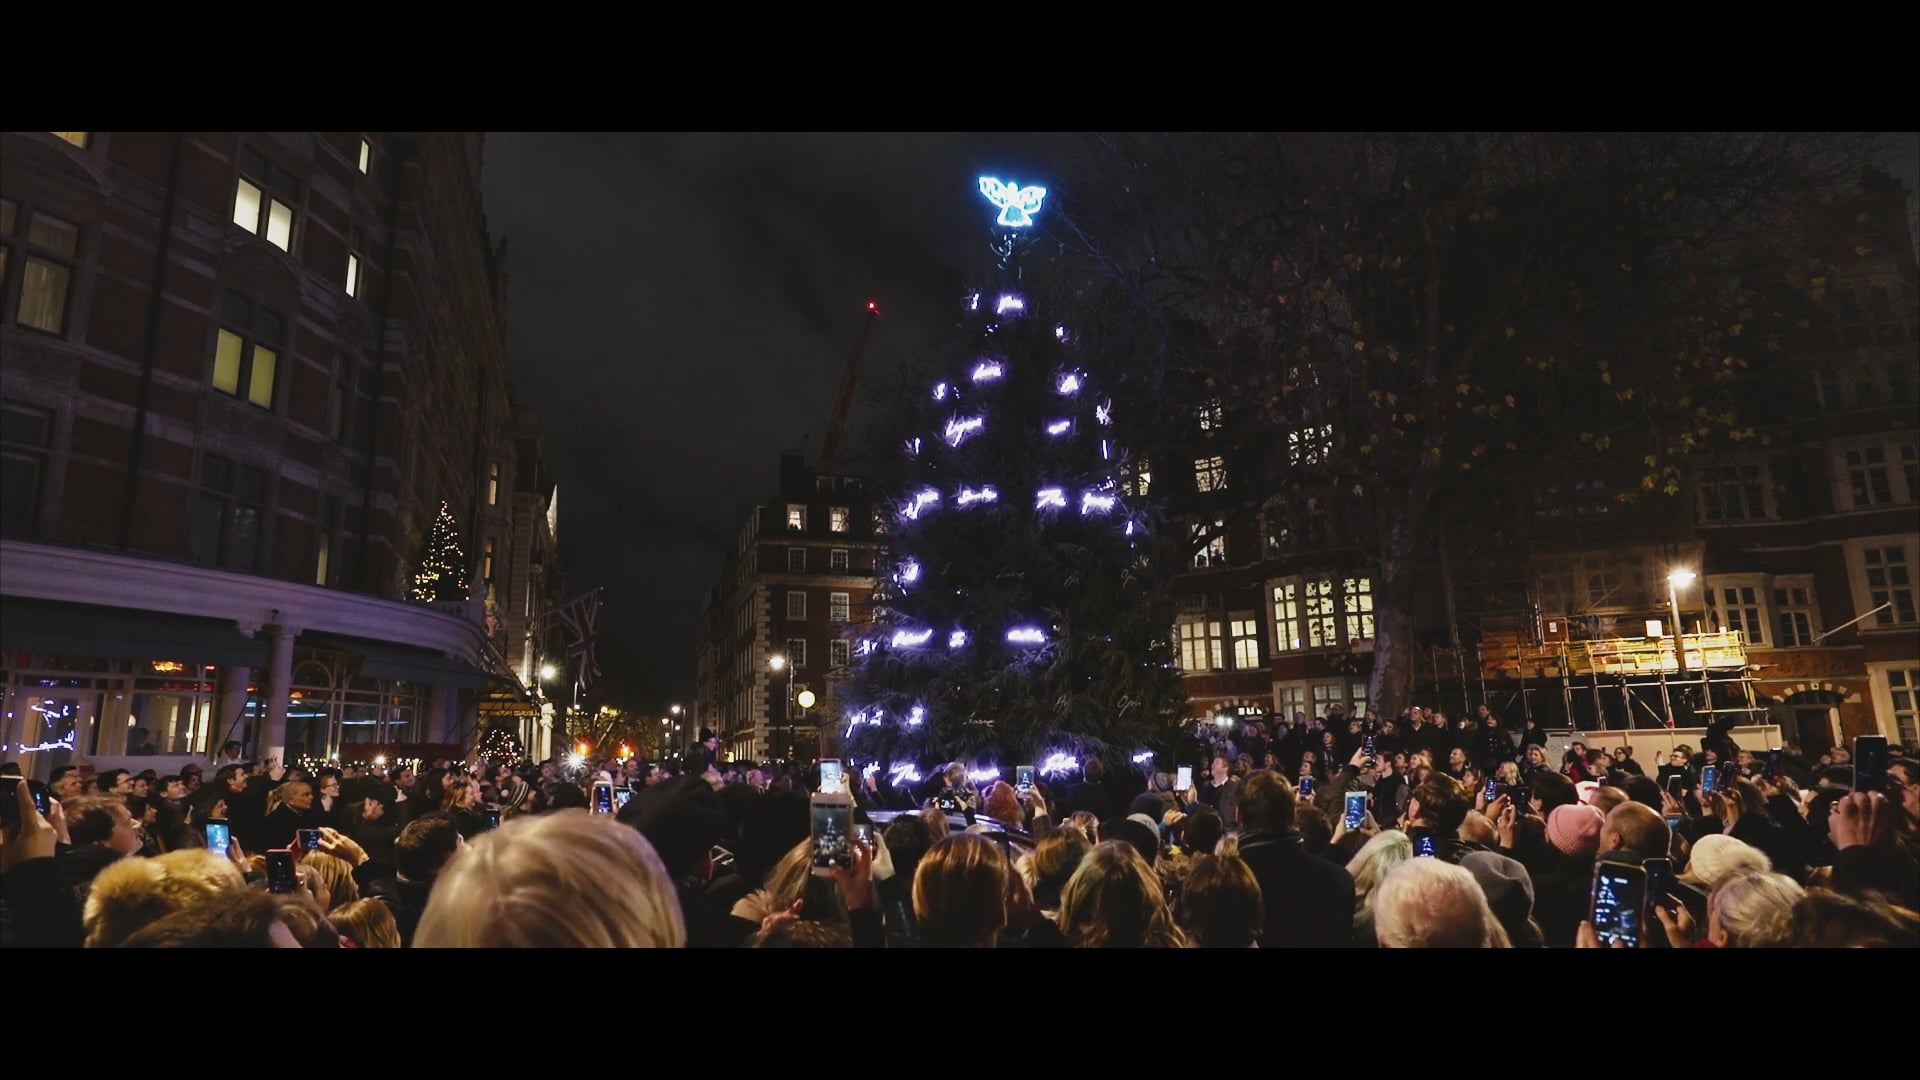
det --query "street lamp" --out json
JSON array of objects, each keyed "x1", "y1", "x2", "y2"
[
  {"x1": 539, "y1": 663, "x2": 557, "y2": 682},
  {"x1": 795, "y1": 688, "x2": 817, "y2": 764},
  {"x1": 769, "y1": 654, "x2": 791, "y2": 760},
  {"x1": 670, "y1": 703, "x2": 683, "y2": 752},
  {"x1": 660, "y1": 717, "x2": 670, "y2": 759}
]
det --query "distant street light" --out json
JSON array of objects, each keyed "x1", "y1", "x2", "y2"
[
  {"x1": 539, "y1": 663, "x2": 557, "y2": 682},
  {"x1": 796, "y1": 689, "x2": 817, "y2": 710},
  {"x1": 1666, "y1": 568, "x2": 1698, "y2": 725}
]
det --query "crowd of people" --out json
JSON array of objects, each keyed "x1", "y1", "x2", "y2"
[{"x1": 1, "y1": 708, "x2": 1915, "y2": 948}]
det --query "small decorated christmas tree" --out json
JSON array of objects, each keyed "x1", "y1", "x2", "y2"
[
  {"x1": 411, "y1": 501, "x2": 469, "y2": 603},
  {"x1": 479, "y1": 723, "x2": 525, "y2": 768}
]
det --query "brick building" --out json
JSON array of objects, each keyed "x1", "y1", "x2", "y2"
[
  {"x1": 695, "y1": 451, "x2": 881, "y2": 762},
  {"x1": 0, "y1": 131, "x2": 553, "y2": 774}
]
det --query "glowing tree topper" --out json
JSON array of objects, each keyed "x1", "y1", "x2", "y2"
[{"x1": 978, "y1": 177, "x2": 1047, "y2": 228}]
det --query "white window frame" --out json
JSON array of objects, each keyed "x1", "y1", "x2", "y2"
[
  {"x1": 1229, "y1": 614, "x2": 1261, "y2": 670},
  {"x1": 1198, "y1": 398, "x2": 1224, "y2": 432},
  {"x1": 1834, "y1": 437, "x2": 1919, "y2": 511},
  {"x1": 829, "y1": 506, "x2": 850, "y2": 533},
  {"x1": 1271, "y1": 575, "x2": 1373, "y2": 653},
  {"x1": 829, "y1": 592, "x2": 850, "y2": 624},
  {"x1": 786, "y1": 504, "x2": 807, "y2": 531},
  {"x1": 786, "y1": 638, "x2": 807, "y2": 669},
  {"x1": 829, "y1": 548, "x2": 849, "y2": 571},
  {"x1": 786, "y1": 590, "x2": 806, "y2": 620},
  {"x1": 1194, "y1": 455, "x2": 1227, "y2": 493},
  {"x1": 1288, "y1": 424, "x2": 1333, "y2": 466},
  {"x1": 830, "y1": 639, "x2": 851, "y2": 668},
  {"x1": 1867, "y1": 663, "x2": 1920, "y2": 746},
  {"x1": 1771, "y1": 574, "x2": 1820, "y2": 648},
  {"x1": 1192, "y1": 519, "x2": 1226, "y2": 568},
  {"x1": 1176, "y1": 616, "x2": 1225, "y2": 673},
  {"x1": 1695, "y1": 458, "x2": 1775, "y2": 523},
  {"x1": 1274, "y1": 684, "x2": 1308, "y2": 722},
  {"x1": 1310, "y1": 680, "x2": 1368, "y2": 720},
  {"x1": 1704, "y1": 573, "x2": 1770, "y2": 648},
  {"x1": 787, "y1": 547, "x2": 806, "y2": 572},
  {"x1": 1848, "y1": 536, "x2": 1920, "y2": 630},
  {"x1": 1124, "y1": 459, "x2": 1152, "y2": 498}
]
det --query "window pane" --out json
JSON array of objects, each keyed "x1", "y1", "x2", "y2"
[
  {"x1": 213, "y1": 330, "x2": 244, "y2": 394},
  {"x1": 190, "y1": 494, "x2": 224, "y2": 563},
  {"x1": 233, "y1": 179, "x2": 262, "y2": 233},
  {"x1": 50, "y1": 132, "x2": 89, "y2": 149},
  {"x1": 315, "y1": 532, "x2": 331, "y2": 586},
  {"x1": 266, "y1": 200, "x2": 293, "y2": 251},
  {"x1": 357, "y1": 139, "x2": 371, "y2": 174},
  {"x1": 28, "y1": 213, "x2": 79, "y2": 257},
  {"x1": 18, "y1": 258, "x2": 71, "y2": 335},
  {"x1": 1, "y1": 450, "x2": 44, "y2": 536},
  {"x1": 1, "y1": 403, "x2": 52, "y2": 446},
  {"x1": 225, "y1": 505, "x2": 260, "y2": 571},
  {"x1": 346, "y1": 253, "x2": 359, "y2": 297},
  {"x1": 248, "y1": 347, "x2": 277, "y2": 408}
]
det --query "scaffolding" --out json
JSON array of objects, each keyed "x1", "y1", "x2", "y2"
[{"x1": 1424, "y1": 618, "x2": 1766, "y2": 732}]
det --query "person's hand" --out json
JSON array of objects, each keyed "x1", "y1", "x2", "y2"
[
  {"x1": 1496, "y1": 803, "x2": 1518, "y2": 850},
  {"x1": 1576, "y1": 921, "x2": 1629, "y2": 949},
  {"x1": 759, "y1": 898, "x2": 805, "y2": 935},
  {"x1": 1654, "y1": 902, "x2": 1698, "y2": 949},
  {"x1": 268, "y1": 762, "x2": 286, "y2": 782},
  {"x1": 0, "y1": 780, "x2": 58, "y2": 871},
  {"x1": 46, "y1": 794, "x2": 71, "y2": 847},
  {"x1": 830, "y1": 837, "x2": 875, "y2": 911},
  {"x1": 1349, "y1": 745, "x2": 1370, "y2": 771},
  {"x1": 1027, "y1": 786, "x2": 1049, "y2": 820},
  {"x1": 1486, "y1": 793, "x2": 1511, "y2": 824},
  {"x1": 1829, "y1": 791, "x2": 1892, "y2": 851},
  {"x1": 317, "y1": 826, "x2": 368, "y2": 866},
  {"x1": 1718, "y1": 791, "x2": 1744, "y2": 830},
  {"x1": 1358, "y1": 812, "x2": 1381, "y2": 839},
  {"x1": 1661, "y1": 788, "x2": 1688, "y2": 819}
]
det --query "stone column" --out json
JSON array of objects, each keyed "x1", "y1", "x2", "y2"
[
  {"x1": 260, "y1": 622, "x2": 299, "y2": 767},
  {"x1": 216, "y1": 665, "x2": 253, "y2": 760}
]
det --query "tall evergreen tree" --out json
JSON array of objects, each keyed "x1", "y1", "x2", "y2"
[
  {"x1": 411, "y1": 500, "x2": 469, "y2": 603},
  {"x1": 840, "y1": 177, "x2": 1184, "y2": 774}
]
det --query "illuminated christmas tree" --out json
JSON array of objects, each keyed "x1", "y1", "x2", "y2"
[
  {"x1": 841, "y1": 176, "x2": 1184, "y2": 775},
  {"x1": 410, "y1": 501, "x2": 469, "y2": 603},
  {"x1": 479, "y1": 723, "x2": 524, "y2": 767}
]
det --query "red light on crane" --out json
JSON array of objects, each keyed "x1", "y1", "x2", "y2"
[{"x1": 866, "y1": 301, "x2": 881, "y2": 316}]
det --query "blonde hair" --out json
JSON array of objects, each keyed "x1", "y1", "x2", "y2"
[
  {"x1": 414, "y1": 810, "x2": 685, "y2": 948},
  {"x1": 303, "y1": 850, "x2": 359, "y2": 909},
  {"x1": 266, "y1": 781, "x2": 311, "y2": 816},
  {"x1": 84, "y1": 848, "x2": 246, "y2": 947},
  {"x1": 1057, "y1": 841, "x2": 1188, "y2": 948},
  {"x1": 441, "y1": 776, "x2": 477, "y2": 812},
  {"x1": 912, "y1": 832, "x2": 1010, "y2": 947},
  {"x1": 331, "y1": 898, "x2": 401, "y2": 948},
  {"x1": 1709, "y1": 869, "x2": 1804, "y2": 948},
  {"x1": 1346, "y1": 829, "x2": 1413, "y2": 916}
]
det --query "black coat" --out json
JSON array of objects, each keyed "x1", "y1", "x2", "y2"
[{"x1": 1235, "y1": 829, "x2": 1356, "y2": 948}]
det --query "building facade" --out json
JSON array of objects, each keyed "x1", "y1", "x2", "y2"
[
  {"x1": 0, "y1": 131, "x2": 549, "y2": 775},
  {"x1": 1161, "y1": 172, "x2": 1919, "y2": 750},
  {"x1": 695, "y1": 451, "x2": 881, "y2": 762}
]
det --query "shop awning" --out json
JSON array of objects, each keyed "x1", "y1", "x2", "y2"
[
  {"x1": 299, "y1": 633, "x2": 493, "y2": 689},
  {"x1": 0, "y1": 597, "x2": 271, "y2": 669}
]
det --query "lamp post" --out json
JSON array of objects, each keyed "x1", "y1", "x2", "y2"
[
  {"x1": 660, "y1": 717, "x2": 670, "y2": 760},
  {"x1": 795, "y1": 688, "x2": 817, "y2": 765},
  {"x1": 769, "y1": 654, "x2": 789, "y2": 761},
  {"x1": 670, "y1": 703, "x2": 683, "y2": 754},
  {"x1": 1667, "y1": 569, "x2": 1697, "y2": 728}
]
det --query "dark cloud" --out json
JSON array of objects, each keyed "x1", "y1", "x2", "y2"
[{"x1": 482, "y1": 132, "x2": 1074, "y2": 701}]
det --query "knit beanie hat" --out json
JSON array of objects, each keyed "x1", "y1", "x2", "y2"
[
  {"x1": 1686, "y1": 833, "x2": 1771, "y2": 888},
  {"x1": 1546, "y1": 803, "x2": 1605, "y2": 859}
]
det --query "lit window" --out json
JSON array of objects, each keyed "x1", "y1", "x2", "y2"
[
  {"x1": 1305, "y1": 579, "x2": 1338, "y2": 648},
  {"x1": 1124, "y1": 458, "x2": 1153, "y2": 498},
  {"x1": 786, "y1": 591, "x2": 806, "y2": 620},
  {"x1": 787, "y1": 504, "x2": 806, "y2": 531},
  {"x1": 315, "y1": 532, "x2": 331, "y2": 586},
  {"x1": 830, "y1": 506, "x2": 850, "y2": 533},
  {"x1": 346, "y1": 253, "x2": 360, "y2": 298},
  {"x1": 830, "y1": 639, "x2": 851, "y2": 668},
  {"x1": 488, "y1": 462, "x2": 500, "y2": 506},
  {"x1": 232, "y1": 146, "x2": 297, "y2": 253},
  {"x1": 1273, "y1": 583, "x2": 1302, "y2": 652},
  {"x1": 1886, "y1": 667, "x2": 1920, "y2": 746},
  {"x1": 1708, "y1": 583, "x2": 1766, "y2": 646},
  {"x1": 483, "y1": 538, "x2": 497, "y2": 582},
  {"x1": 1861, "y1": 543, "x2": 1918, "y2": 626},
  {"x1": 357, "y1": 138, "x2": 371, "y2": 174},
  {"x1": 50, "y1": 132, "x2": 89, "y2": 148},
  {"x1": 1194, "y1": 455, "x2": 1227, "y2": 493},
  {"x1": 17, "y1": 212, "x2": 80, "y2": 337},
  {"x1": 1289, "y1": 424, "x2": 1333, "y2": 466},
  {"x1": 1177, "y1": 618, "x2": 1225, "y2": 672},
  {"x1": 209, "y1": 292, "x2": 283, "y2": 411},
  {"x1": 830, "y1": 548, "x2": 849, "y2": 572},
  {"x1": 1273, "y1": 576, "x2": 1372, "y2": 651},
  {"x1": 1192, "y1": 520, "x2": 1226, "y2": 568},
  {"x1": 1344, "y1": 577, "x2": 1374, "y2": 642},
  {"x1": 788, "y1": 547, "x2": 806, "y2": 572},
  {"x1": 1230, "y1": 617, "x2": 1260, "y2": 670},
  {"x1": 1198, "y1": 398, "x2": 1224, "y2": 432},
  {"x1": 830, "y1": 592, "x2": 851, "y2": 623}
]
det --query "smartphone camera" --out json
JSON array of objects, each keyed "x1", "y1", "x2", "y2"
[
  {"x1": 297, "y1": 828, "x2": 322, "y2": 850},
  {"x1": 810, "y1": 793, "x2": 855, "y2": 876},
  {"x1": 0, "y1": 777, "x2": 52, "y2": 831},
  {"x1": 1590, "y1": 862, "x2": 1648, "y2": 948},
  {"x1": 1298, "y1": 775, "x2": 1315, "y2": 798},
  {"x1": 1344, "y1": 790, "x2": 1367, "y2": 831},
  {"x1": 1415, "y1": 834, "x2": 1438, "y2": 858},
  {"x1": 266, "y1": 850, "x2": 298, "y2": 894},
  {"x1": 592, "y1": 781, "x2": 614, "y2": 814},
  {"x1": 483, "y1": 807, "x2": 503, "y2": 831},
  {"x1": 205, "y1": 819, "x2": 231, "y2": 856},
  {"x1": 1175, "y1": 765, "x2": 1193, "y2": 793},
  {"x1": 1015, "y1": 765, "x2": 1036, "y2": 798},
  {"x1": 1700, "y1": 765, "x2": 1719, "y2": 795},
  {"x1": 1484, "y1": 776, "x2": 1499, "y2": 802},
  {"x1": 1854, "y1": 735, "x2": 1889, "y2": 794}
]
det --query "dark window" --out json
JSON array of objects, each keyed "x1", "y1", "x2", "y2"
[
  {"x1": 193, "y1": 454, "x2": 269, "y2": 571},
  {"x1": 1, "y1": 402, "x2": 53, "y2": 537}
]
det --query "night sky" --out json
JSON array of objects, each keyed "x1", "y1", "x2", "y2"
[{"x1": 481, "y1": 133, "x2": 1073, "y2": 705}]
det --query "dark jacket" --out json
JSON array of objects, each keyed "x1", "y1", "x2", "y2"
[
  {"x1": 0, "y1": 855, "x2": 85, "y2": 948},
  {"x1": 57, "y1": 843, "x2": 127, "y2": 913},
  {"x1": 1235, "y1": 829, "x2": 1355, "y2": 948}
]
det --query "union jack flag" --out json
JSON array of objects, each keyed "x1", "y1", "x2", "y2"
[{"x1": 556, "y1": 592, "x2": 603, "y2": 694}]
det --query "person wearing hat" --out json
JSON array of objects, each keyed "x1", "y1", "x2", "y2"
[
  {"x1": 1529, "y1": 803, "x2": 1605, "y2": 947},
  {"x1": 1460, "y1": 850, "x2": 1543, "y2": 947}
]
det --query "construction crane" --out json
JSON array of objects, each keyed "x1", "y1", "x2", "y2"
[{"x1": 818, "y1": 300, "x2": 881, "y2": 476}]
